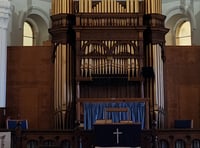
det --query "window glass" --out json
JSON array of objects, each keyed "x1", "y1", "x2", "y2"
[
  {"x1": 176, "y1": 21, "x2": 191, "y2": 46},
  {"x1": 23, "y1": 22, "x2": 33, "y2": 46}
]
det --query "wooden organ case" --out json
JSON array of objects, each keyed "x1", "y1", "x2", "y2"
[{"x1": 49, "y1": 0, "x2": 168, "y2": 129}]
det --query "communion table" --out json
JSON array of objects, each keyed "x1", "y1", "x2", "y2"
[{"x1": 94, "y1": 123, "x2": 141, "y2": 148}]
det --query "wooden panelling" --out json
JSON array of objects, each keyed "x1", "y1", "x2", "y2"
[
  {"x1": 80, "y1": 80, "x2": 141, "y2": 98},
  {"x1": 179, "y1": 86, "x2": 200, "y2": 128},
  {"x1": 165, "y1": 46, "x2": 200, "y2": 128},
  {"x1": 6, "y1": 46, "x2": 54, "y2": 129}
]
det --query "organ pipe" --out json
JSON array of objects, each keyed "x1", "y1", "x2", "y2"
[
  {"x1": 135, "y1": 0, "x2": 139, "y2": 12},
  {"x1": 52, "y1": 0, "x2": 73, "y2": 14},
  {"x1": 79, "y1": 41, "x2": 141, "y2": 78},
  {"x1": 51, "y1": 0, "x2": 162, "y2": 15},
  {"x1": 145, "y1": 0, "x2": 162, "y2": 14},
  {"x1": 126, "y1": 0, "x2": 130, "y2": 12}
]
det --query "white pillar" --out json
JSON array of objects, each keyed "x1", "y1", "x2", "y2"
[{"x1": 0, "y1": 0, "x2": 11, "y2": 108}]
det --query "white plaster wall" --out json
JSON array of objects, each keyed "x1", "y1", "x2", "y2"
[
  {"x1": 7, "y1": 0, "x2": 51, "y2": 46},
  {"x1": 6, "y1": 0, "x2": 200, "y2": 46},
  {"x1": 163, "y1": 0, "x2": 200, "y2": 45}
]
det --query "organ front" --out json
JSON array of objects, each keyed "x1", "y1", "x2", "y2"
[{"x1": 49, "y1": 0, "x2": 168, "y2": 129}]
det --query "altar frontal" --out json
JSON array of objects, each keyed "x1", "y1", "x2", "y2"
[{"x1": 94, "y1": 123, "x2": 141, "y2": 147}]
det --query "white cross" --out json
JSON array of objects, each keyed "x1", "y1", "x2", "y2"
[{"x1": 113, "y1": 128, "x2": 123, "y2": 144}]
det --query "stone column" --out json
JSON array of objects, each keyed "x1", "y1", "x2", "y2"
[{"x1": 0, "y1": 0, "x2": 11, "y2": 127}]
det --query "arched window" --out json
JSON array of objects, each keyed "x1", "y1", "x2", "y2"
[
  {"x1": 27, "y1": 140, "x2": 38, "y2": 148},
  {"x1": 192, "y1": 139, "x2": 200, "y2": 148},
  {"x1": 175, "y1": 139, "x2": 185, "y2": 148},
  {"x1": 23, "y1": 22, "x2": 34, "y2": 46},
  {"x1": 176, "y1": 21, "x2": 191, "y2": 46},
  {"x1": 159, "y1": 139, "x2": 169, "y2": 148}
]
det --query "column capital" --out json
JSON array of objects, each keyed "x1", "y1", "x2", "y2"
[{"x1": 0, "y1": 0, "x2": 11, "y2": 29}]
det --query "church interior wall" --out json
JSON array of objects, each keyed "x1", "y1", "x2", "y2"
[
  {"x1": 3, "y1": 0, "x2": 200, "y2": 130},
  {"x1": 5, "y1": 46, "x2": 200, "y2": 129},
  {"x1": 163, "y1": 0, "x2": 200, "y2": 45},
  {"x1": 192, "y1": 11, "x2": 200, "y2": 45},
  {"x1": 7, "y1": 0, "x2": 200, "y2": 46},
  {"x1": 7, "y1": 0, "x2": 51, "y2": 46},
  {"x1": 6, "y1": 46, "x2": 54, "y2": 129},
  {"x1": 25, "y1": 13, "x2": 49, "y2": 45},
  {"x1": 165, "y1": 46, "x2": 200, "y2": 128}
]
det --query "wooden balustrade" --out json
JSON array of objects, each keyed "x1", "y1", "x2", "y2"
[
  {"x1": 2, "y1": 128, "x2": 200, "y2": 148},
  {"x1": 50, "y1": 14, "x2": 75, "y2": 29},
  {"x1": 76, "y1": 13, "x2": 144, "y2": 27},
  {"x1": 50, "y1": 12, "x2": 166, "y2": 29},
  {"x1": 161, "y1": 129, "x2": 200, "y2": 148},
  {"x1": 50, "y1": 13, "x2": 145, "y2": 29}
]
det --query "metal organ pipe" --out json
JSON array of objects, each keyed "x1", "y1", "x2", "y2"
[
  {"x1": 51, "y1": 0, "x2": 153, "y2": 14},
  {"x1": 144, "y1": 0, "x2": 161, "y2": 14},
  {"x1": 76, "y1": 0, "x2": 146, "y2": 79}
]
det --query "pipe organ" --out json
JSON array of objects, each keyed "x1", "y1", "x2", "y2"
[
  {"x1": 51, "y1": 0, "x2": 162, "y2": 14},
  {"x1": 144, "y1": 43, "x2": 165, "y2": 128},
  {"x1": 144, "y1": 0, "x2": 162, "y2": 14},
  {"x1": 79, "y1": 41, "x2": 139, "y2": 79},
  {"x1": 53, "y1": 44, "x2": 74, "y2": 129},
  {"x1": 49, "y1": 0, "x2": 168, "y2": 129},
  {"x1": 78, "y1": 0, "x2": 140, "y2": 13},
  {"x1": 51, "y1": 0, "x2": 73, "y2": 14}
]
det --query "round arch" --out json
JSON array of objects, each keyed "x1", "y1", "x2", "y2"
[
  {"x1": 19, "y1": 6, "x2": 50, "y2": 45},
  {"x1": 164, "y1": 6, "x2": 196, "y2": 45},
  {"x1": 24, "y1": 18, "x2": 39, "y2": 45},
  {"x1": 26, "y1": 6, "x2": 50, "y2": 28}
]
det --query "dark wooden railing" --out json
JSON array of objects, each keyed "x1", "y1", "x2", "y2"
[
  {"x1": 75, "y1": 13, "x2": 144, "y2": 27},
  {"x1": 2, "y1": 127, "x2": 200, "y2": 148},
  {"x1": 50, "y1": 13, "x2": 166, "y2": 29},
  {"x1": 142, "y1": 129, "x2": 200, "y2": 148}
]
